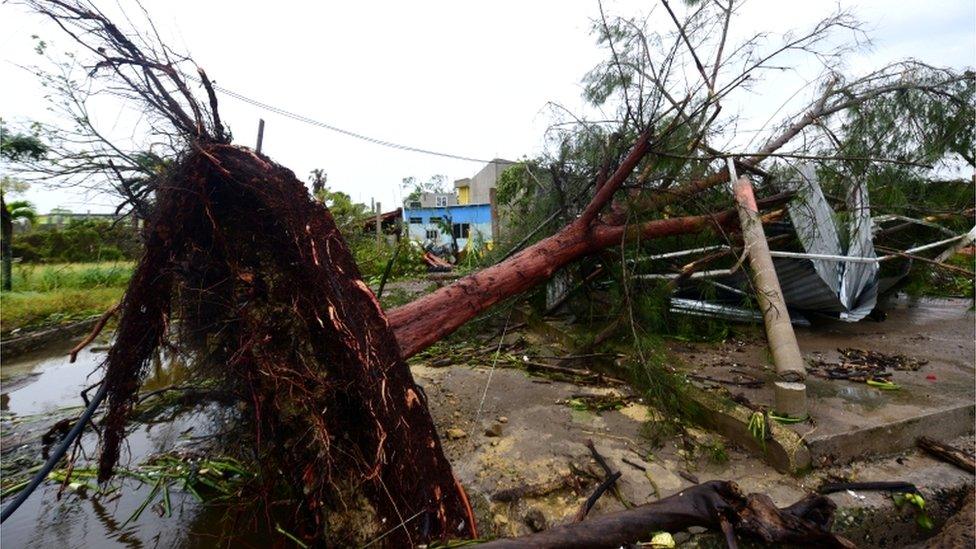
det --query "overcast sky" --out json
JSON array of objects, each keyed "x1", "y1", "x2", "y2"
[{"x1": 1, "y1": 0, "x2": 973, "y2": 214}]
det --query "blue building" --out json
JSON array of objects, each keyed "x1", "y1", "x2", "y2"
[{"x1": 403, "y1": 203, "x2": 493, "y2": 250}]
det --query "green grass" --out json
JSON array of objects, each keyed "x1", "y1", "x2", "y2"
[
  {"x1": 1, "y1": 262, "x2": 132, "y2": 335},
  {"x1": 1, "y1": 287, "x2": 124, "y2": 335},
  {"x1": 7, "y1": 261, "x2": 134, "y2": 292}
]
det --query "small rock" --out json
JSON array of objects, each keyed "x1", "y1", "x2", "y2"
[
  {"x1": 446, "y1": 428, "x2": 467, "y2": 440},
  {"x1": 490, "y1": 440, "x2": 500, "y2": 447},
  {"x1": 687, "y1": 526, "x2": 707, "y2": 535},
  {"x1": 485, "y1": 423, "x2": 504, "y2": 437},
  {"x1": 498, "y1": 416, "x2": 509, "y2": 423},
  {"x1": 673, "y1": 531, "x2": 690, "y2": 544},
  {"x1": 523, "y1": 508, "x2": 547, "y2": 532},
  {"x1": 493, "y1": 513, "x2": 509, "y2": 526}
]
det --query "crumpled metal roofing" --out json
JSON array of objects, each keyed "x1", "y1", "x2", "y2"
[{"x1": 697, "y1": 166, "x2": 882, "y2": 321}]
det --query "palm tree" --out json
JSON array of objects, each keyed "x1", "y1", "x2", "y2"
[{"x1": 1, "y1": 195, "x2": 36, "y2": 291}]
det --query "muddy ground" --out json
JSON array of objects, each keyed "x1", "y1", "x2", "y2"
[
  {"x1": 419, "y1": 296, "x2": 975, "y2": 546},
  {"x1": 1, "y1": 295, "x2": 973, "y2": 547}
]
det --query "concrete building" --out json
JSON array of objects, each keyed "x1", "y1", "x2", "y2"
[
  {"x1": 402, "y1": 159, "x2": 514, "y2": 252},
  {"x1": 405, "y1": 191, "x2": 457, "y2": 209},
  {"x1": 403, "y1": 203, "x2": 492, "y2": 249},
  {"x1": 453, "y1": 159, "x2": 515, "y2": 205}
]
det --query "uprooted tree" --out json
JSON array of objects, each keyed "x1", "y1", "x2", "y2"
[{"x1": 18, "y1": 0, "x2": 973, "y2": 546}]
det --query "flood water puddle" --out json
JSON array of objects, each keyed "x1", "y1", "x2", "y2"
[{"x1": 1, "y1": 343, "x2": 269, "y2": 548}]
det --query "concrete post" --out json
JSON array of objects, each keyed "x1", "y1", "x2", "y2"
[
  {"x1": 255, "y1": 119, "x2": 265, "y2": 154},
  {"x1": 731, "y1": 171, "x2": 807, "y2": 416}
]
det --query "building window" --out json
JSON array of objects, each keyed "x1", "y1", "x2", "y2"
[
  {"x1": 408, "y1": 217, "x2": 423, "y2": 224},
  {"x1": 452, "y1": 223, "x2": 470, "y2": 239},
  {"x1": 429, "y1": 216, "x2": 443, "y2": 224},
  {"x1": 435, "y1": 195, "x2": 448, "y2": 207},
  {"x1": 425, "y1": 229, "x2": 439, "y2": 240}
]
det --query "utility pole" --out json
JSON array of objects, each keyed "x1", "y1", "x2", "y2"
[
  {"x1": 728, "y1": 160, "x2": 807, "y2": 418},
  {"x1": 375, "y1": 202, "x2": 382, "y2": 246},
  {"x1": 255, "y1": 119, "x2": 265, "y2": 154}
]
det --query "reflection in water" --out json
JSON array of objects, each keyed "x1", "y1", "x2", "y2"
[{"x1": 0, "y1": 344, "x2": 272, "y2": 548}]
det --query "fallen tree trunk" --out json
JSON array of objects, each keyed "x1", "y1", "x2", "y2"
[
  {"x1": 480, "y1": 480, "x2": 853, "y2": 549},
  {"x1": 389, "y1": 193, "x2": 793, "y2": 358}
]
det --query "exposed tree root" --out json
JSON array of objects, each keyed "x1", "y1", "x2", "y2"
[
  {"x1": 96, "y1": 144, "x2": 475, "y2": 545},
  {"x1": 68, "y1": 303, "x2": 119, "y2": 363}
]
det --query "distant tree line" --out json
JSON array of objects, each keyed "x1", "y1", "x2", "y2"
[{"x1": 12, "y1": 218, "x2": 142, "y2": 263}]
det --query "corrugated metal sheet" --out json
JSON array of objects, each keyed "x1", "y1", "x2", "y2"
[
  {"x1": 841, "y1": 179, "x2": 879, "y2": 320},
  {"x1": 676, "y1": 168, "x2": 886, "y2": 322}
]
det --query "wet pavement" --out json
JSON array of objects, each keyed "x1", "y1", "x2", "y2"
[{"x1": 672, "y1": 296, "x2": 975, "y2": 466}]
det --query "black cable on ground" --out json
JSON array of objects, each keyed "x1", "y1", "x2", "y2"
[
  {"x1": 0, "y1": 382, "x2": 108, "y2": 524},
  {"x1": 818, "y1": 481, "x2": 920, "y2": 495}
]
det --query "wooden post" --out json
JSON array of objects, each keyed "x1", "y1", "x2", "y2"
[
  {"x1": 489, "y1": 187, "x2": 500, "y2": 242},
  {"x1": 729, "y1": 164, "x2": 807, "y2": 417},
  {"x1": 375, "y1": 201, "x2": 382, "y2": 246},
  {"x1": 255, "y1": 118, "x2": 265, "y2": 154}
]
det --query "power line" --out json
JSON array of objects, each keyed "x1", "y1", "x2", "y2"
[{"x1": 205, "y1": 80, "x2": 498, "y2": 164}]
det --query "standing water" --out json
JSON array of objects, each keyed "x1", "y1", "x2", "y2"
[{"x1": 1, "y1": 342, "x2": 266, "y2": 548}]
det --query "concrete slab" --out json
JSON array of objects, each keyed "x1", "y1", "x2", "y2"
[
  {"x1": 672, "y1": 297, "x2": 975, "y2": 467},
  {"x1": 413, "y1": 362, "x2": 975, "y2": 546}
]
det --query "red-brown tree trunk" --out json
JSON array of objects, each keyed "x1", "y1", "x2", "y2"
[
  {"x1": 389, "y1": 191, "x2": 793, "y2": 359},
  {"x1": 390, "y1": 211, "x2": 734, "y2": 358}
]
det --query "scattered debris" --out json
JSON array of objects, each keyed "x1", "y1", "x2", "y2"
[
  {"x1": 687, "y1": 372, "x2": 764, "y2": 388},
  {"x1": 491, "y1": 476, "x2": 576, "y2": 503},
  {"x1": 808, "y1": 347, "x2": 927, "y2": 382},
  {"x1": 559, "y1": 393, "x2": 633, "y2": 412},
  {"x1": 917, "y1": 436, "x2": 976, "y2": 474}
]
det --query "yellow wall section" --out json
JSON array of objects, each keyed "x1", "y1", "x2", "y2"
[{"x1": 458, "y1": 186, "x2": 470, "y2": 205}]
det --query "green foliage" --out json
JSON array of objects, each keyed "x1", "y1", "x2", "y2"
[
  {"x1": 354, "y1": 238, "x2": 428, "y2": 286},
  {"x1": 401, "y1": 174, "x2": 448, "y2": 204},
  {"x1": 835, "y1": 67, "x2": 975, "y2": 171},
  {"x1": 747, "y1": 411, "x2": 767, "y2": 451},
  {"x1": 892, "y1": 492, "x2": 934, "y2": 530},
  {"x1": 4, "y1": 200, "x2": 36, "y2": 223},
  {"x1": 311, "y1": 182, "x2": 427, "y2": 283},
  {"x1": 902, "y1": 254, "x2": 975, "y2": 299},
  {"x1": 314, "y1": 185, "x2": 370, "y2": 231},
  {"x1": 0, "y1": 120, "x2": 48, "y2": 162},
  {"x1": 628, "y1": 279, "x2": 730, "y2": 342},
  {"x1": 12, "y1": 219, "x2": 141, "y2": 263},
  {"x1": 626, "y1": 333, "x2": 707, "y2": 444},
  {"x1": 704, "y1": 440, "x2": 729, "y2": 464}
]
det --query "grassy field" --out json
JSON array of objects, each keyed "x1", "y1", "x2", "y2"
[{"x1": 1, "y1": 262, "x2": 133, "y2": 335}]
